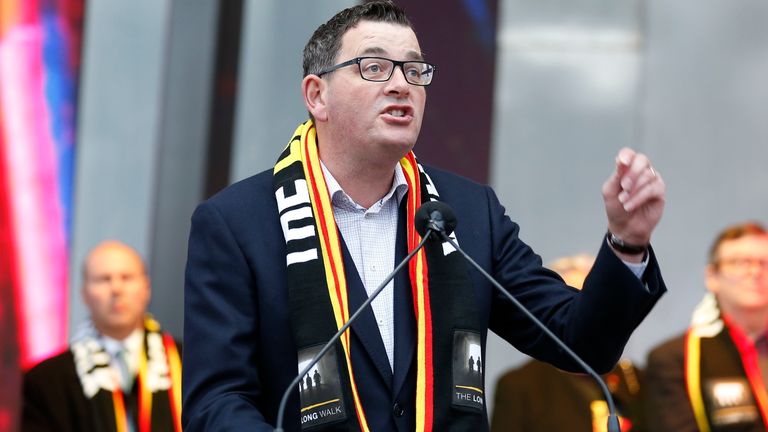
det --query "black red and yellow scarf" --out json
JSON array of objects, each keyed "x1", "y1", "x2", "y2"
[
  {"x1": 71, "y1": 316, "x2": 182, "y2": 432},
  {"x1": 685, "y1": 296, "x2": 768, "y2": 431},
  {"x1": 273, "y1": 120, "x2": 484, "y2": 430}
]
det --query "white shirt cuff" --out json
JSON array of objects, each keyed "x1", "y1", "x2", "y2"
[{"x1": 622, "y1": 255, "x2": 648, "y2": 279}]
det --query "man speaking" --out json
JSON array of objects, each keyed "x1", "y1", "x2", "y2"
[{"x1": 182, "y1": 2, "x2": 667, "y2": 431}]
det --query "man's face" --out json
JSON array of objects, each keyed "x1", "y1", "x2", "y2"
[
  {"x1": 560, "y1": 267, "x2": 590, "y2": 290},
  {"x1": 706, "y1": 235, "x2": 768, "y2": 314},
  {"x1": 82, "y1": 243, "x2": 150, "y2": 339},
  {"x1": 322, "y1": 20, "x2": 426, "y2": 163}
]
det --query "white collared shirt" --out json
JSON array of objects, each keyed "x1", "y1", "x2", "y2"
[
  {"x1": 101, "y1": 328, "x2": 143, "y2": 386},
  {"x1": 321, "y1": 163, "x2": 408, "y2": 371}
]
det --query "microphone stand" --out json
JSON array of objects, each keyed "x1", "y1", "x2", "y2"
[
  {"x1": 434, "y1": 231, "x2": 622, "y2": 432},
  {"x1": 274, "y1": 230, "x2": 435, "y2": 432}
]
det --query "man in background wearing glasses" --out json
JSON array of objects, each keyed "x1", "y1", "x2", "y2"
[
  {"x1": 646, "y1": 222, "x2": 768, "y2": 431},
  {"x1": 182, "y1": 2, "x2": 667, "y2": 431}
]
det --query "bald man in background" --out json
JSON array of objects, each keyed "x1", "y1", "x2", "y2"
[{"x1": 22, "y1": 241, "x2": 182, "y2": 432}]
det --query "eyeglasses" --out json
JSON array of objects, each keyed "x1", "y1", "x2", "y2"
[
  {"x1": 317, "y1": 56, "x2": 436, "y2": 86},
  {"x1": 716, "y1": 257, "x2": 768, "y2": 275}
]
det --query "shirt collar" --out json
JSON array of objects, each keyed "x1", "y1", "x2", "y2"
[
  {"x1": 320, "y1": 161, "x2": 409, "y2": 212},
  {"x1": 101, "y1": 327, "x2": 144, "y2": 358}
]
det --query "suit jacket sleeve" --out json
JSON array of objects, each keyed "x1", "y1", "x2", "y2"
[
  {"x1": 182, "y1": 200, "x2": 273, "y2": 431},
  {"x1": 645, "y1": 337, "x2": 698, "y2": 432},
  {"x1": 481, "y1": 185, "x2": 666, "y2": 373}
]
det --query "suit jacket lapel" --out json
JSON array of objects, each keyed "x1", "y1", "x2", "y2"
[{"x1": 338, "y1": 236, "x2": 394, "y2": 389}]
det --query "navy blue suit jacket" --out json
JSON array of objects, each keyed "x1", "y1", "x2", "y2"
[{"x1": 182, "y1": 166, "x2": 665, "y2": 431}]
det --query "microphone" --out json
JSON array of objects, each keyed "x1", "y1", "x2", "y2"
[
  {"x1": 414, "y1": 200, "x2": 457, "y2": 238},
  {"x1": 275, "y1": 203, "x2": 447, "y2": 432},
  {"x1": 426, "y1": 201, "x2": 623, "y2": 432}
]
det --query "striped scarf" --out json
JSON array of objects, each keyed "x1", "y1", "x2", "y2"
[
  {"x1": 71, "y1": 316, "x2": 182, "y2": 432},
  {"x1": 273, "y1": 120, "x2": 483, "y2": 430},
  {"x1": 685, "y1": 294, "x2": 768, "y2": 431}
]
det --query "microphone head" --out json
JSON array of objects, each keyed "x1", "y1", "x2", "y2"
[{"x1": 414, "y1": 201, "x2": 457, "y2": 238}]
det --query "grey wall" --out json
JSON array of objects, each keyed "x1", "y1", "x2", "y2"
[
  {"x1": 485, "y1": 0, "x2": 645, "y2": 413},
  {"x1": 485, "y1": 0, "x2": 768, "y2": 415},
  {"x1": 71, "y1": 0, "x2": 173, "y2": 332},
  {"x1": 71, "y1": 0, "x2": 217, "y2": 337},
  {"x1": 148, "y1": 0, "x2": 219, "y2": 338}
]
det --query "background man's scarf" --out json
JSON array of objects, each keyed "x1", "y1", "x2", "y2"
[
  {"x1": 71, "y1": 316, "x2": 182, "y2": 432},
  {"x1": 685, "y1": 294, "x2": 768, "y2": 431},
  {"x1": 273, "y1": 120, "x2": 483, "y2": 430}
]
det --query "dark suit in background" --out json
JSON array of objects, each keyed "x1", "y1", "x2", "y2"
[
  {"x1": 646, "y1": 331, "x2": 768, "y2": 432},
  {"x1": 22, "y1": 350, "x2": 179, "y2": 432},
  {"x1": 492, "y1": 359, "x2": 646, "y2": 431}
]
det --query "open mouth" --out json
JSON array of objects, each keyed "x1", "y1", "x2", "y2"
[{"x1": 382, "y1": 105, "x2": 414, "y2": 120}]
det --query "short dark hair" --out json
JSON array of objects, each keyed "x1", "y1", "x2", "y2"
[
  {"x1": 303, "y1": 1, "x2": 412, "y2": 78},
  {"x1": 708, "y1": 221, "x2": 768, "y2": 265}
]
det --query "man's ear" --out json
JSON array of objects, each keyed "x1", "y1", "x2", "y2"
[{"x1": 303, "y1": 74, "x2": 328, "y2": 122}]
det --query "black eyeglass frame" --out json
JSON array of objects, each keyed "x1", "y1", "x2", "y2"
[{"x1": 316, "y1": 56, "x2": 436, "y2": 86}]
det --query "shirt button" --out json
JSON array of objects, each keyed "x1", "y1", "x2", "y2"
[{"x1": 393, "y1": 402, "x2": 404, "y2": 417}]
